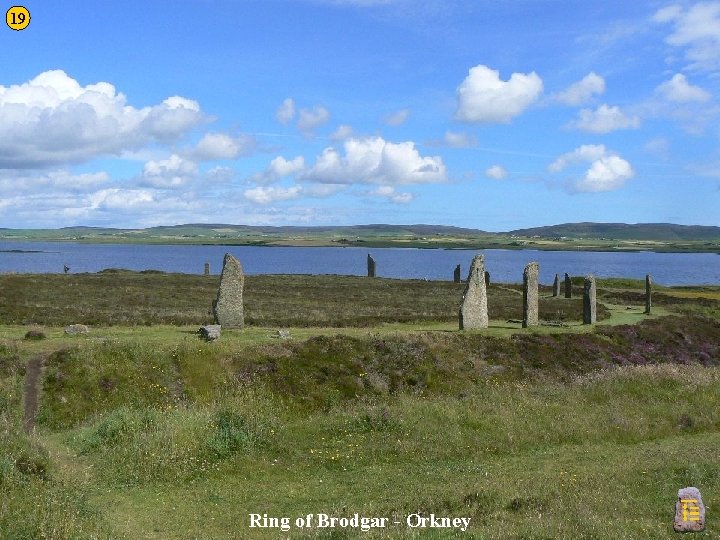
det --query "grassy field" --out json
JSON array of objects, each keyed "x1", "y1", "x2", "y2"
[{"x1": 1, "y1": 272, "x2": 719, "y2": 538}]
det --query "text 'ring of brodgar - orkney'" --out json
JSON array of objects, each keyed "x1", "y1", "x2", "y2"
[
  {"x1": 213, "y1": 253, "x2": 245, "y2": 328},
  {"x1": 459, "y1": 254, "x2": 488, "y2": 330}
]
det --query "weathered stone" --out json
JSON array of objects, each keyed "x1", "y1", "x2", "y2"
[
  {"x1": 484, "y1": 271, "x2": 490, "y2": 287},
  {"x1": 645, "y1": 274, "x2": 652, "y2": 314},
  {"x1": 453, "y1": 264, "x2": 461, "y2": 283},
  {"x1": 674, "y1": 487, "x2": 705, "y2": 532},
  {"x1": 275, "y1": 329, "x2": 291, "y2": 339},
  {"x1": 564, "y1": 273, "x2": 572, "y2": 299},
  {"x1": 367, "y1": 254, "x2": 376, "y2": 277},
  {"x1": 583, "y1": 274, "x2": 596, "y2": 324},
  {"x1": 459, "y1": 255, "x2": 488, "y2": 329},
  {"x1": 213, "y1": 253, "x2": 244, "y2": 328},
  {"x1": 64, "y1": 324, "x2": 89, "y2": 335},
  {"x1": 552, "y1": 274, "x2": 560, "y2": 297},
  {"x1": 522, "y1": 262, "x2": 539, "y2": 328},
  {"x1": 204, "y1": 262, "x2": 210, "y2": 276},
  {"x1": 199, "y1": 324, "x2": 221, "y2": 341}
]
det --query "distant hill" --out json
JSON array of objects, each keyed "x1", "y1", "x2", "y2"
[{"x1": 509, "y1": 223, "x2": 720, "y2": 241}]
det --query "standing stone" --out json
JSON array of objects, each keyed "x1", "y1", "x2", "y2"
[
  {"x1": 674, "y1": 487, "x2": 705, "y2": 532},
  {"x1": 552, "y1": 274, "x2": 560, "y2": 297},
  {"x1": 522, "y1": 262, "x2": 539, "y2": 328},
  {"x1": 204, "y1": 262, "x2": 210, "y2": 276},
  {"x1": 213, "y1": 253, "x2": 244, "y2": 328},
  {"x1": 583, "y1": 274, "x2": 596, "y2": 325},
  {"x1": 645, "y1": 274, "x2": 652, "y2": 314},
  {"x1": 367, "y1": 254, "x2": 376, "y2": 278},
  {"x1": 459, "y1": 255, "x2": 488, "y2": 330},
  {"x1": 484, "y1": 271, "x2": 490, "y2": 287},
  {"x1": 564, "y1": 273, "x2": 572, "y2": 299},
  {"x1": 453, "y1": 264, "x2": 461, "y2": 283}
]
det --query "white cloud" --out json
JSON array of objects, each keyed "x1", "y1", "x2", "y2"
[
  {"x1": 141, "y1": 154, "x2": 198, "y2": 189},
  {"x1": 443, "y1": 131, "x2": 477, "y2": 148},
  {"x1": 297, "y1": 105, "x2": 330, "y2": 135},
  {"x1": 275, "y1": 98, "x2": 296, "y2": 124},
  {"x1": 485, "y1": 165, "x2": 508, "y2": 180},
  {"x1": 369, "y1": 185, "x2": 414, "y2": 204},
  {"x1": 455, "y1": 64, "x2": 543, "y2": 123},
  {"x1": 250, "y1": 155, "x2": 305, "y2": 184},
  {"x1": 568, "y1": 104, "x2": 640, "y2": 133},
  {"x1": 555, "y1": 72, "x2": 605, "y2": 105},
  {"x1": 244, "y1": 185, "x2": 303, "y2": 204},
  {"x1": 0, "y1": 70, "x2": 204, "y2": 168},
  {"x1": 302, "y1": 136, "x2": 447, "y2": 185},
  {"x1": 192, "y1": 132, "x2": 255, "y2": 160},
  {"x1": 330, "y1": 124, "x2": 354, "y2": 141},
  {"x1": 384, "y1": 108, "x2": 410, "y2": 126},
  {"x1": 204, "y1": 166, "x2": 236, "y2": 183},
  {"x1": 88, "y1": 188, "x2": 155, "y2": 210},
  {"x1": 653, "y1": 2, "x2": 720, "y2": 71},
  {"x1": 656, "y1": 73, "x2": 711, "y2": 102},
  {"x1": 0, "y1": 169, "x2": 109, "y2": 194},
  {"x1": 550, "y1": 144, "x2": 634, "y2": 192}
]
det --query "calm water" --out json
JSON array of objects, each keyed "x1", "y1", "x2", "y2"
[{"x1": 0, "y1": 241, "x2": 718, "y2": 286}]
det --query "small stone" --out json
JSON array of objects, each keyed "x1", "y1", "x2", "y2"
[
  {"x1": 552, "y1": 274, "x2": 560, "y2": 297},
  {"x1": 64, "y1": 324, "x2": 89, "y2": 335},
  {"x1": 199, "y1": 324, "x2": 221, "y2": 341},
  {"x1": 213, "y1": 253, "x2": 244, "y2": 328},
  {"x1": 583, "y1": 274, "x2": 596, "y2": 325},
  {"x1": 275, "y1": 329, "x2": 291, "y2": 339},
  {"x1": 453, "y1": 264, "x2": 461, "y2": 283},
  {"x1": 24, "y1": 329, "x2": 46, "y2": 340},
  {"x1": 564, "y1": 273, "x2": 572, "y2": 299},
  {"x1": 522, "y1": 262, "x2": 539, "y2": 328},
  {"x1": 459, "y1": 255, "x2": 488, "y2": 330},
  {"x1": 367, "y1": 254, "x2": 376, "y2": 277},
  {"x1": 674, "y1": 487, "x2": 705, "y2": 532}
]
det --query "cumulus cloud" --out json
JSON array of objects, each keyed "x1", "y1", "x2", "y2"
[
  {"x1": 0, "y1": 70, "x2": 204, "y2": 168},
  {"x1": 369, "y1": 185, "x2": 414, "y2": 204},
  {"x1": 568, "y1": 104, "x2": 640, "y2": 133},
  {"x1": 443, "y1": 131, "x2": 477, "y2": 148},
  {"x1": 297, "y1": 105, "x2": 330, "y2": 135},
  {"x1": 0, "y1": 169, "x2": 109, "y2": 194},
  {"x1": 141, "y1": 154, "x2": 198, "y2": 189},
  {"x1": 301, "y1": 136, "x2": 447, "y2": 185},
  {"x1": 330, "y1": 124, "x2": 354, "y2": 141},
  {"x1": 192, "y1": 132, "x2": 256, "y2": 160},
  {"x1": 485, "y1": 165, "x2": 508, "y2": 180},
  {"x1": 653, "y1": 2, "x2": 720, "y2": 71},
  {"x1": 275, "y1": 98, "x2": 296, "y2": 124},
  {"x1": 455, "y1": 64, "x2": 543, "y2": 123},
  {"x1": 88, "y1": 188, "x2": 156, "y2": 210},
  {"x1": 549, "y1": 144, "x2": 634, "y2": 192},
  {"x1": 250, "y1": 155, "x2": 305, "y2": 184},
  {"x1": 244, "y1": 185, "x2": 303, "y2": 204},
  {"x1": 656, "y1": 73, "x2": 711, "y2": 102},
  {"x1": 554, "y1": 72, "x2": 605, "y2": 105},
  {"x1": 384, "y1": 108, "x2": 410, "y2": 126}
]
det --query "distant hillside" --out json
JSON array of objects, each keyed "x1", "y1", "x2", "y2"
[{"x1": 509, "y1": 223, "x2": 720, "y2": 241}]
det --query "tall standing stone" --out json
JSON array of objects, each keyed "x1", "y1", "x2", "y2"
[
  {"x1": 453, "y1": 264, "x2": 461, "y2": 283},
  {"x1": 583, "y1": 274, "x2": 596, "y2": 325},
  {"x1": 367, "y1": 254, "x2": 376, "y2": 277},
  {"x1": 213, "y1": 253, "x2": 244, "y2": 328},
  {"x1": 459, "y1": 255, "x2": 488, "y2": 329},
  {"x1": 552, "y1": 274, "x2": 560, "y2": 297},
  {"x1": 484, "y1": 271, "x2": 490, "y2": 287},
  {"x1": 522, "y1": 262, "x2": 539, "y2": 328},
  {"x1": 204, "y1": 262, "x2": 210, "y2": 276},
  {"x1": 645, "y1": 274, "x2": 652, "y2": 314},
  {"x1": 564, "y1": 273, "x2": 572, "y2": 299}
]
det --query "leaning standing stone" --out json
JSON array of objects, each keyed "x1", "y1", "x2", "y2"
[
  {"x1": 213, "y1": 253, "x2": 245, "y2": 328},
  {"x1": 564, "y1": 273, "x2": 572, "y2": 299},
  {"x1": 459, "y1": 255, "x2": 488, "y2": 329},
  {"x1": 453, "y1": 264, "x2": 461, "y2": 283},
  {"x1": 674, "y1": 487, "x2": 705, "y2": 532},
  {"x1": 552, "y1": 274, "x2": 560, "y2": 297},
  {"x1": 645, "y1": 274, "x2": 652, "y2": 314},
  {"x1": 583, "y1": 274, "x2": 596, "y2": 324},
  {"x1": 522, "y1": 262, "x2": 539, "y2": 328},
  {"x1": 367, "y1": 254, "x2": 376, "y2": 277}
]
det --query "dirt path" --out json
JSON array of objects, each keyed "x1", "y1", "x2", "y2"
[{"x1": 22, "y1": 354, "x2": 45, "y2": 433}]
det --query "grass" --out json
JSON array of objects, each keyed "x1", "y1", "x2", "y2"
[{"x1": 0, "y1": 272, "x2": 718, "y2": 538}]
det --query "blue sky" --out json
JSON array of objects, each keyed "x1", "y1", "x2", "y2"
[{"x1": 0, "y1": 0, "x2": 718, "y2": 230}]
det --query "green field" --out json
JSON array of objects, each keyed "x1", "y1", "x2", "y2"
[{"x1": 1, "y1": 272, "x2": 719, "y2": 538}]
